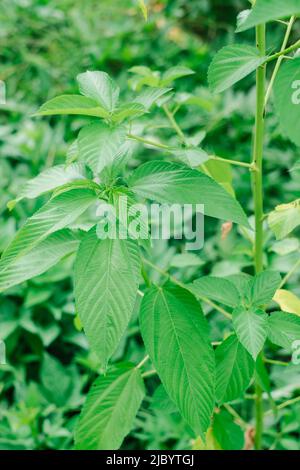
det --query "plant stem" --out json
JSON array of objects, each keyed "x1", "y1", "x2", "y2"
[
  {"x1": 198, "y1": 296, "x2": 232, "y2": 320},
  {"x1": 224, "y1": 404, "x2": 248, "y2": 431},
  {"x1": 163, "y1": 104, "x2": 186, "y2": 143},
  {"x1": 264, "y1": 358, "x2": 289, "y2": 367},
  {"x1": 265, "y1": 395, "x2": 300, "y2": 416},
  {"x1": 253, "y1": 25, "x2": 266, "y2": 275},
  {"x1": 265, "y1": 16, "x2": 296, "y2": 107},
  {"x1": 266, "y1": 37, "x2": 300, "y2": 64},
  {"x1": 253, "y1": 22, "x2": 299, "y2": 446},
  {"x1": 127, "y1": 133, "x2": 171, "y2": 150},
  {"x1": 279, "y1": 256, "x2": 300, "y2": 288},
  {"x1": 211, "y1": 155, "x2": 255, "y2": 169},
  {"x1": 254, "y1": 381, "x2": 263, "y2": 449},
  {"x1": 128, "y1": 133, "x2": 255, "y2": 169},
  {"x1": 142, "y1": 369, "x2": 157, "y2": 379},
  {"x1": 253, "y1": 23, "x2": 266, "y2": 451},
  {"x1": 136, "y1": 355, "x2": 150, "y2": 369}
]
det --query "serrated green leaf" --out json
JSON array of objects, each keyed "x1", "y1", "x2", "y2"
[
  {"x1": 188, "y1": 276, "x2": 240, "y2": 308},
  {"x1": 203, "y1": 158, "x2": 234, "y2": 194},
  {"x1": 268, "y1": 311, "x2": 300, "y2": 350},
  {"x1": 268, "y1": 200, "x2": 300, "y2": 239},
  {"x1": 129, "y1": 66, "x2": 153, "y2": 77},
  {"x1": 226, "y1": 271, "x2": 281, "y2": 309},
  {"x1": 250, "y1": 270, "x2": 282, "y2": 307},
  {"x1": 213, "y1": 410, "x2": 244, "y2": 450},
  {"x1": 270, "y1": 238, "x2": 300, "y2": 255},
  {"x1": 75, "y1": 364, "x2": 145, "y2": 450},
  {"x1": 274, "y1": 59, "x2": 300, "y2": 147},
  {"x1": 66, "y1": 140, "x2": 79, "y2": 165},
  {"x1": 134, "y1": 87, "x2": 172, "y2": 110},
  {"x1": 51, "y1": 179, "x2": 101, "y2": 198},
  {"x1": 233, "y1": 306, "x2": 268, "y2": 359},
  {"x1": 129, "y1": 161, "x2": 249, "y2": 227},
  {"x1": 111, "y1": 187, "x2": 149, "y2": 243},
  {"x1": 171, "y1": 147, "x2": 210, "y2": 168},
  {"x1": 226, "y1": 273, "x2": 253, "y2": 299},
  {"x1": 41, "y1": 353, "x2": 74, "y2": 407},
  {"x1": 215, "y1": 334, "x2": 254, "y2": 404},
  {"x1": 161, "y1": 66, "x2": 195, "y2": 86},
  {"x1": 100, "y1": 144, "x2": 134, "y2": 186},
  {"x1": 111, "y1": 103, "x2": 146, "y2": 123},
  {"x1": 237, "y1": 0, "x2": 300, "y2": 32},
  {"x1": 0, "y1": 189, "x2": 97, "y2": 291},
  {"x1": 128, "y1": 66, "x2": 160, "y2": 90},
  {"x1": 236, "y1": 9, "x2": 251, "y2": 30},
  {"x1": 9, "y1": 163, "x2": 86, "y2": 208},
  {"x1": 35, "y1": 95, "x2": 109, "y2": 118},
  {"x1": 77, "y1": 71, "x2": 119, "y2": 112},
  {"x1": 0, "y1": 230, "x2": 80, "y2": 292},
  {"x1": 74, "y1": 228, "x2": 141, "y2": 367},
  {"x1": 140, "y1": 284, "x2": 215, "y2": 437},
  {"x1": 78, "y1": 122, "x2": 127, "y2": 174},
  {"x1": 208, "y1": 45, "x2": 267, "y2": 94},
  {"x1": 151, "y1": 384, "x2": 178, "y2": 414}
]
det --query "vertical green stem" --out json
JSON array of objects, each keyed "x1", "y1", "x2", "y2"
[
  {"x1": 253, "y1": 24, "x2": 266, "y2": 274},
  {"x1": 254, "y1": 380, "x2": 263, "y2": 450},
  {"x1": 252, "y1": 23, "x2": 266, "y2": 450}
]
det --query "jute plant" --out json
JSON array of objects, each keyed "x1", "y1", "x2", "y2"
[{"x1": 2, "y1": 0, "x2": 300, "y2": 450}]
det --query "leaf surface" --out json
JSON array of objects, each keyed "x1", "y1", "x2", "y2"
[
  {"x1": 208, "y1": 45, "x2": 266, "y2": 94},
  {"x1": 274, "y1": 59, "x2": 300, "y2": 147},
  {"x1": 268, "y1": 311, "x2": 300, "y2": 350},
  {"x1": 140, "y1": 284, "x2": 215, "y2": 437},
  {"x1": 75, "y1": 364, "x2": 145, "y2": 450},
  {"x1": 74, "y1": 228, "x2": 141, "y2": 367},
  {"x1": 0, "y1": 230, "x2": 80, "y2": 292},
  {"x1": 250, "y1": 271, "x2": 282, "y2": 307},
  {"x1": 237, "y1": 0, "x2": 300, "y2": 32},
  {"x1": 273, "y1": 289, "x2": 300, "y2": 316},
  {"x1": 232, "y1": 306, "x2": 268, "y2": 359},
  {"x1": 213, "y1": 410, "x2": 244, "y2": 450},
  {"x1": 161, "y1": 66, "x2": 195, "y2": 86},
  {"x1": 35, "y1": 95, "x2": 109, "y2": 118},
  {"x1": 77, "y1": 71, "x2": 119, "y2": 112},
  {"x1": 78, "y1": 122, "x2": 127, "y2": 175},
  {"x1": 268, "y1": 200, "x2": 300, "y2": 239},
  {"x1": 134, "y1": 87, "x2": 172, "y2": 110},
  {"x1": 188, "y1": 276, "x2": 240, "y2": 308},
  {"x1": 171, "y1": 147, "x2": 210, "y2": 168},
  {"x1": 215, "y1": 334, "x2": 254, "y2": 404},
  {"x1": 111, "y1": 103, "x2": 146, "y2": 123},
  {"x1": 9, "y1": 163, "x2": 86, "y2": 208},
  {"x1": 129, "y1": 161, "x2": 249, "y2": 227},
  {"x1": 0, "y1": 189, "x2": 97, "y2": 286}
]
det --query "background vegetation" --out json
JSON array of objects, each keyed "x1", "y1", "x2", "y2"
[{"x1": 0, "y1": 0, "x2": 300, "y2": 450}]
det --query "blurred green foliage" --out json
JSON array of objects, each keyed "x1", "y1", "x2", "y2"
[{"x1": 0, "y1": 0, "x2": 300, "y2": 450}]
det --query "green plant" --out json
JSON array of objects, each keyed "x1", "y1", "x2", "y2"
[{"x1": 1, "y1": 0, "x2": 300, "y2": 451}]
